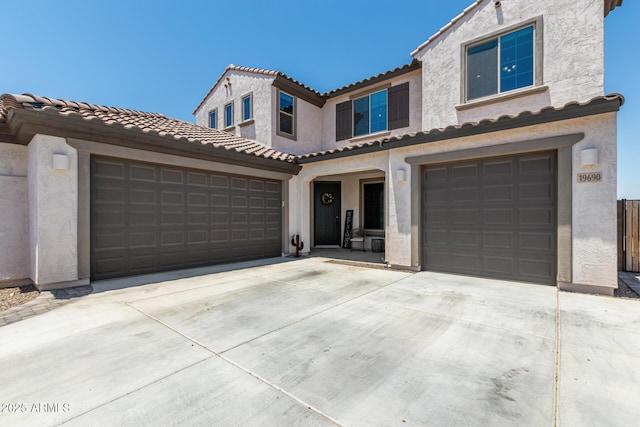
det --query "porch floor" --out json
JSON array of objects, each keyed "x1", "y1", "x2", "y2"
[{"x1": 309, "y1": 247, "x2": 385, "y2": 265}]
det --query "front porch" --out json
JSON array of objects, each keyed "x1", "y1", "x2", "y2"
[{"x1": 309, "y1": 247, "x2": 386, "y2": 265}]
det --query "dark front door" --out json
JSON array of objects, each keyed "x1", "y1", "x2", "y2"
[{"x1": 314, "y1": 182, "x2": 341, "y2": 246}]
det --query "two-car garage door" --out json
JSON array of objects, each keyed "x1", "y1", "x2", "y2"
[
  {"x1": 91, "y1": 157, "x2": 282, "y2": 280},
  {"x1": 423, "y1": 151, "x2": 557, "y2": 285}
]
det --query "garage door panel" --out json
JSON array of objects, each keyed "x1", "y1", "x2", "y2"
[
  {"x1": 130, "y1": 164, "x2": 156, "y2": 182},
  {"x1": 519, "y1": 208, "x2": 553, "y2": 225},
  {"x1": 451, "y1": 187, "x2": 479, "y2": 203},
  {"x1": 484, "y1": 160, "x2": 512, "y2": 176},
  {"x1": 484, "y1": 208, "x2": 513, "y2": 225},
  {"x1": 483, "y1": 232, "x2": 513, "y2": 250},
  {"x1": 484, "y1": 256, "x2": 515, "y2": 276},
  {"x1": 211, "y1": 175, "x2": 229, "y2": 189},
  {"x1": 91, "y1": 156, "x2": 282, "y2": 280},
  {"x1": 130, "y1": 232, "x2": 157, "y2": 248},
  {"x1": 94, "y1": 186, "x2": 125, "y2": 204},
  {"x1": 451, "y1": 230, "x2": 480, "y2": 248},
  {"x1": 519, "y1": 182, "x2": 553, "y2": 201},
  {"x1": 130, "y1": 188, "x2": 156, "y2": 205},
  {"x1": 451, "y1": 208, "x2": 480, "y2": 225},
  {"x1": 160, "y1": 168, "x2": 184, "y2": 184},
  {"x1": 423, "y1": 151, "x2": 556, "y2": 285},
  {"x1": 519, "y1": 233, "x2": 553, "y2": 251},
  {"x1": 187, "y1": 172, "x2": 208, "y2": 186},
  {"x1": 93, "y1": 159, "x2": 125, "y2": 179},
  {"x1": 483, "y1": 185, "x2": 513, "y2": 202},
  {"x1": 520, "y1": 156, "x2": 553, "y2": 173}
]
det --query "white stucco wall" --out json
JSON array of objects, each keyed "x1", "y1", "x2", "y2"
[
  {"x1": 289, "y1": 113, "x2": 618, "y2": 291},
  {"x1": 414, "y1": 0, "x2": 605, "y2": 129},
  {"x1": 194, "y1": 70, "x2": 275, "y2": 146},
  {"x1": 28, "y1": 134, "x2": 80, "y2": 288},
  {"x1": 270, "y1": 87, "x2": 323, "y2": 155},
  {"x1": 0, "y1": 143, "x2": 30, "y2": 285},
  {"x1": 320, "y1": 69, "x2": 423, "y2": 152}
]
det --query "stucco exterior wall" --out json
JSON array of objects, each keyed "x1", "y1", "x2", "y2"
[
  {"x1": 270, "y1": 87, "x2": 323, "y2": 155},
  {"x1": 28, "y1": 135, "x2": 81, "y2": 288},
  {"x1": 194, "y1": 70, "x2": 275, "y2": 146},
  {"x1": 0, "y1": 143, "x2": 30, "y2": 286},
  {"x1": 320, "y1": 69, "x2": 422, "y2": 152},
  {"x1": 414, "y1": 0, "x2": 605, "y2": 130},
  {"x1": 289, "y1": 113, "x2": 618, "y2": 291}
]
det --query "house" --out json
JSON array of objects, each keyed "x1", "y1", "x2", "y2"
[{"x1": 0, "y1": 0, "x2": 624, "y2": 295}]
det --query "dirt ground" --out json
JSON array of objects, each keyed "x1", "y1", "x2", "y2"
[
  {"x1": 615, "y1": 279, "x2": 640, "y2": 299},
  {"x1": 0, "y1": 285, "x2": 40, "y2": 311}
]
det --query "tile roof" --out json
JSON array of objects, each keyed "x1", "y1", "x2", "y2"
[
  {"x1": 324, "y1": 61, "x2": 421, "y2": 98},
  {"x1": 296, "y1": 94, "x2": 625, "y2": 163},
  {"x1": 411, "y1": 0, "x2": 623, "y2": 57},
  {"x1": 1, "y1": 93, "x2": 296, "y2": 163}
]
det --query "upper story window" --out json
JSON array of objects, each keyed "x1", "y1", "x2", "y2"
[
  {"x1": 336, "y1": 82, "x2": 409, "y2": 141},
  {"x1": 277, "y1": 90, "x2": 296, "y2": 139},
  {"x1": 465, "y1": 23, "x2": 538, "y2": 101},
  {"x1": 354, "y1": 90, "x2": 388, "y2": 137},
  {"x1": 242, "y1": 93, "x2": 253, "y2": 122},
  {"x1": 224, "y1": 102, "x2": 234, "y2": 128},
  {"x1": 208, "y1": 109, "x2": 217, "y2": 129}
]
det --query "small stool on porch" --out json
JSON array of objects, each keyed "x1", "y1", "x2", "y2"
[{"x1": 350, "y1": 228, "x2": 366, "y2": 252}]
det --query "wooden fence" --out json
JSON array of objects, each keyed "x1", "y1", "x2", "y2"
[{"x1": 619, "y1": 199, "x2": 640, "y2": 272}]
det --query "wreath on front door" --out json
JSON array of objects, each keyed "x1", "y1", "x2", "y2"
[{"x1": 321, "y1": 192, "x2": 334, "y2": 205}]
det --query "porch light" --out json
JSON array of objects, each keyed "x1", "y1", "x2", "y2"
[
  {"x1": 396, "y1": 168, "x2": 407, "y2": 182},
  {"x1": 580, "y1": 149, "x2": 599, "y2": 167},
  {"x1": 52, "y1": 154, "x2": 70, "y2": 171}
]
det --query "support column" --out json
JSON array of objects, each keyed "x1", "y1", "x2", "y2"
[{"x1": 28, "y1": 134, "x2": 85, "y2": 290}]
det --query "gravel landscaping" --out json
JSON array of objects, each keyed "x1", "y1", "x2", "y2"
[
  {"x1": 0, "y1": 285, "x2": 40, "y2": 311},
  {"x1": 615, "y1": 278, "x2": 640, "y2": 299}
]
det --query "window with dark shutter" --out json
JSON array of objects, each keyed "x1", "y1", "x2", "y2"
[
  {"x1": 335, "y1": 100, "x2": 352, "y2": 141},
  {"x1": 388, "y1": 82, "x2": 409, "y2": 130}
]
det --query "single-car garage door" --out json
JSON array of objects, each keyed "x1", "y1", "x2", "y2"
[
  {"x1": 423, "y1": 151, "x2": 556, "y2": 285},
  {"x1": 91, "y1": 156, "x2": 282, "y2": 280}
]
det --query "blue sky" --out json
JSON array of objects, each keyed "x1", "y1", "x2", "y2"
[{"x1": 3, "y1": 1, "x2": 638, "y2": 198}]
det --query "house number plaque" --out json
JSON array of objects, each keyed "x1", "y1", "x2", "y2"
[{"x1": 577, "y1": 172, "x2": 602, "y2": 183}]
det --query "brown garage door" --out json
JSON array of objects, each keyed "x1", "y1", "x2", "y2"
[
  {"x1": 423, "y1": 151, "x2": 556, "y2": 285},
  {"x1": 91, "y1": 156, "x2": 282, "y2": 280}
]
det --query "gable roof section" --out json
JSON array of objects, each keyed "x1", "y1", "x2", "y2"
[
  {"x1": 411, "y1": 0, "x2": 624, "y2": 57},
  {"x1": 193, "y1": 64, "x2": 324, "y2": 114},
  {"x1": 1, "y1": 93, "x2": 300, "y2": 174},
  {"x1": 296, "y1": 94, "x2": 624, "y2": 163},
  {"x1": 194, "y1": 60, "x2": 423, "y2": 114},
  {"x1": 325, "y1": 61, "x2": 421, "y2": 99}
]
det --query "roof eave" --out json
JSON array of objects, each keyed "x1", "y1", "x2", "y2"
[
  {"x1": 297, "y1": 94, "x2": 624, "y2": 164},
  {"x1": 8, "y1": 107, "x2": 301, "y2": 175}
]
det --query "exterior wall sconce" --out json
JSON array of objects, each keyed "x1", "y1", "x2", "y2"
[
  {"x1": 52, "y1": 154, "x2": 70, "y2": 171},
  {"x1": 580, "y1": 148, "x2": 599, "y2": 167},
  {"x1": 396, "y1": 168, "x2": 407, "y2": 182}
]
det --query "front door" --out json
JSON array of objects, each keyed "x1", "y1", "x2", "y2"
[{"x1": 314, "y1": 181, "x2": 341, "y2": 246}]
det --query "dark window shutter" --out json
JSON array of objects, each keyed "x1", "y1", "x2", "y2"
[
  {"x1": 388, "y1": 82, "x2": 410, "y2": 130},
  {"x1": 335, "y1": 100, "x2": 352, "y2": 141}
]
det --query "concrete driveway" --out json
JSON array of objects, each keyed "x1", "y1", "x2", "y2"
[{"x1": 1, "y1": 257, "x2": 638, "y2": 426}]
